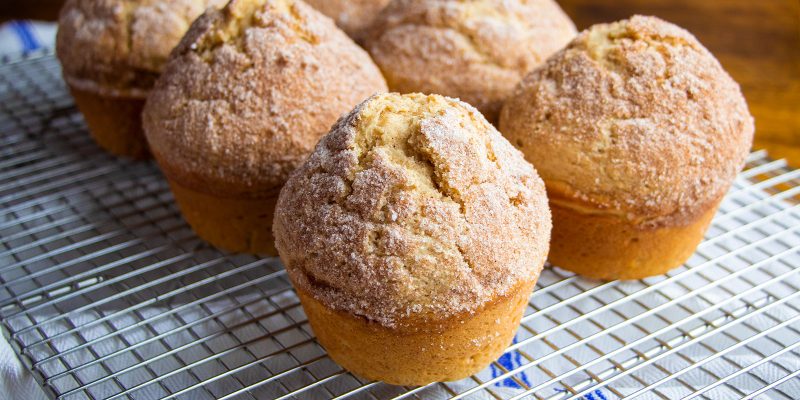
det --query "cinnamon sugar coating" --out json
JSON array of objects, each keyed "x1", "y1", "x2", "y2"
[
  {"x1": 362, "y1": 0, "x2": 576, "y2": 122},
  {"x1": 56, "y1": 0, "x2": 226, "y2": 97},
  {"x1": 142, "y1": 0, "x2": 388, "y2": 197},
  {"x1": 304, "y1": 0, "x2": 390, "y2": 37},
  {"x1": 274, "y1": 93, "x2": 552, "y2": 328},
  {"x1": 500, "y1": 15, "x2": 754, "y2": 227}
]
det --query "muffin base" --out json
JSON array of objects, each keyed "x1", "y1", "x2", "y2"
[
  {"x1": 68, "y1": 85, "x2": 150, "y2": 159},
  {"x1": 295, "y1": 281, "x2": 535, "y2": 386},
  {"x1": 167, "y1": 178, "x2": 279, "y2": 255},
  {"x1": 548, "y1": 198, "x2": 721, "y2": 280}
]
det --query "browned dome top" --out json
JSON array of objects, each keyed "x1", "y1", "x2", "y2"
[
  {"x1": 500, "y1": 15, "x2": 755, "y2": 226},
  {"x1": 274, "y1": 93, "x2": 552, "y2": 328}
]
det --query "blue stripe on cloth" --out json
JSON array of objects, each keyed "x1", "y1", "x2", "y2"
[
  {"x1": 490, "y1": 335, "x2": 531, "y2": 389},
  {"x1": 20, "y1": 21, "x2": 41, "y2": 51},
  {"x1": 10, "y1": 21, "x2": 40, "y2": 52},
  {"x1": 583, "y1": 389, "x2": 610, "y2": 400}
]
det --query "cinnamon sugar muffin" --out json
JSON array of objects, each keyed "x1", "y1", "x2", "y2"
[
  {"x1": 304, "y1": 0, "x2": 390, "y2": 37},
  {"x1": 142, "y1": 0, "x2": 387, "y2": 254},
  {"x1": 362, "y1": 0, "x2": 576, "y2": 123},
  {"x1": 56, "y1": 0, "x2": 225, "y2": 158},
  {"x1": 500, "y1": 16, "x2": 755, "y2": 280},
  {"x1": 274, "y1": 93, "x2": 552, "y2": 385}
]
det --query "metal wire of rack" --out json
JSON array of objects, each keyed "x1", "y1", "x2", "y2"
[{"x1": 1, "y1": 53, "x2": 799, "y2": 400}]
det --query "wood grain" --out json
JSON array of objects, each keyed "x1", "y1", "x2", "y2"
[{"x1": 2, "y1": 0, "x2": 799, "y2": 164}]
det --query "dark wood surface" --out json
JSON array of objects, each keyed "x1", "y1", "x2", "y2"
[
  {"x1": 0, "y1": 1, "x2": 62, "y2": 22},
  {"x1": 3, "y1": 0, "x2": 799, "y2": 165}
]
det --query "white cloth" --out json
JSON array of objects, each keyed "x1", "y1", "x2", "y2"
[
  {"x1": 0, "y1": 333, "x2": 48, "y2": 400},
  {"x1": 0, "y1": 20, "x2": 56, "y2": 61}
]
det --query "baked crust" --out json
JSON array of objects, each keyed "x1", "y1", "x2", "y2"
[
  {"x1": 362, "y1": 0, "x2": 576, "y2": 123},
  {"x1": 167, "y1": 178, "x2": 279, "y2": 255},
  {"x1": 273, "y1": 93, "x2": 551, "y2": 329},
  {"x1": 67, "y1": 86, "x2": 149, "y2": 158},
  {"x1": 500, "y1": 15, "x2": 754, "y2": 228},
  {"x1": 549, "y1": 195, "x2": 722, "y2": 280},
  {"x1": 56, "y1": 0, "x2": 226, "y2": 97},
  {"x1": 142, "y1": 0, "x2": 388, "y2": 198},
  {"x1": 296, "y1": 280, "x2": 534, "y2": 385},
  {"x1": 303, "y1": 0, "x2": 390, "y2": 37}
]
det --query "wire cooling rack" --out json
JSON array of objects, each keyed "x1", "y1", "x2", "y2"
[{"x1": 1, "y1": 53, "x2": 799, "y2": 400}]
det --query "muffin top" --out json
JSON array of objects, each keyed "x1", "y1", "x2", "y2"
[
  {"x1": 303, "y1": 0, "x2": 391, "y2": 37},
  {"x1": 274, "y1": 93, "x2": 552, "y2": 329},
  {"x1": 142, "y1": 0, "x2": 388, "y2": 197},
  {"x1": 56, "y1": 0, "x2": 225, "y2": 97},
  {"x1": 500, "y1": 16, "x2": 754, "y2": 227},
  {"x1": 362, "y1": 0, "x2": 576, "y2": 122}
]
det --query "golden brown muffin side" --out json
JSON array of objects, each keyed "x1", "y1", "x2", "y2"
[
  {"x1": 304, "y1": 0, "x2": 390, "y2": 37},
  {"x1": 67, "y1": 87, "x2": 149, "y2": 158},
  {"x1": 500, "y1": 15, "x2": 754, "y2": 228},
  {"x1": 142, "y1": 0, "x2": 388, "y2": 198},
  {"x1": 273, "y1": 93, "x2": 551, "y2": 329},
  {"x1": 167, "y1": 178, "x2": 280, "y2": 254},
  {"x1": 363, "y1": 0, "x2": 576, "y2": 122},
  {"x1": 548, "y1": 196, "x2": 722, "y2": 280},
  {"x1": 56, "y1": 0, "x2": 226, "y2": 97},
  {"x1": 296, "y1": 280, "x2": 534, "y2": 385}
]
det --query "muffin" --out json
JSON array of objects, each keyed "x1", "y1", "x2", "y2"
[
  {"x1": 362, "y1": 0, "x2": 576, "y2": 123},
  {"x1": 142, "y1": 0, "x2": 388, "y2": 255},
  {"x1": 304, "y1": 0, "x2": 390, "y2": 38},
  {"x1": 56, "y1": 0, "x2": 225, "y2": 158},
  {"x1": 273, "y1": 93, "x2": 552, "y2": 385},
  {"x1": 500, "y1": 16, "x2": 755, "y2": 280}
]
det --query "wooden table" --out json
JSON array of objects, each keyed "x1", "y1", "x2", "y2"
[{"x1": 3, "y1": 0, "x2": 799, "y2": 165}]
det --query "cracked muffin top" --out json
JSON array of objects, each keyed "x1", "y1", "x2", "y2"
[
  {"x1": 56, "y1": 0, "x2": 226, "y2": 97},
  {"x1": 273, "y1": 93, "x2": 552, "y2": 328},
  {"x1": 361, "y1": 0, "x2": 576, "y2": 123},
  {"x1": 500, "y1": 16, "x2": 754, "y2": 227},
  {"x1": 142, "y1": 0, "x2": 388, "y2": 197}
]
